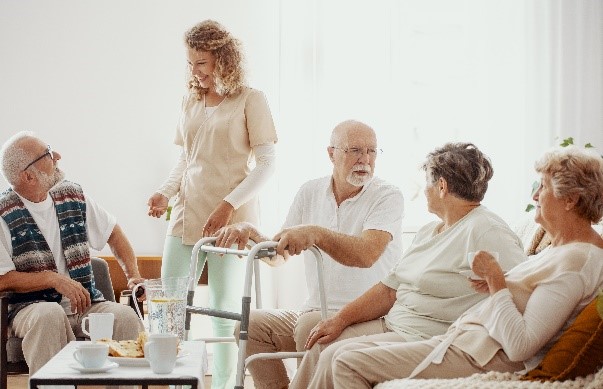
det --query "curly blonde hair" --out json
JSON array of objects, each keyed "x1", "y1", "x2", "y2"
[
  {"x1": 535, "y1": 145, "x2": 603, "y2": 223},
  {"x1": 184, "y1": 20, "x2": 246, "y2": 99}
]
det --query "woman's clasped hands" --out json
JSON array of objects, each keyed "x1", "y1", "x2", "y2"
[{"x1": 469, "y1": 250, "x2": 507, "y2": 295}]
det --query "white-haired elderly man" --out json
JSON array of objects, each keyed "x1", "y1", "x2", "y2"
[{"x1": 0, "y1": 131, "x2": 144, "y2": 375}]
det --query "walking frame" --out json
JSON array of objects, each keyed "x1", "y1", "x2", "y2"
[{"x1": 185, "y1": 237, "x2": 328, "y2": 389}]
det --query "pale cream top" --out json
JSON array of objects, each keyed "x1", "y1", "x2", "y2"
[
  {"x1": 410, "y1": 242, "x2": 603, "y2": 378},
  {"x1": 159, "y1": 87, "x2": 277, "y2": 245},
  {"x1": 382, "y1": 206, "x2": 526, "y2": 340}
]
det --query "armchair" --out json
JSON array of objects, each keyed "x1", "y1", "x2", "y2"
[{"x1": 0, "y1": 257, "x2": 115, "y2": 388}]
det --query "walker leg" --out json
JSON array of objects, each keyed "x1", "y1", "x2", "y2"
[{"x1": 235, "y1": 295, "x2": 251, "y2": 388}]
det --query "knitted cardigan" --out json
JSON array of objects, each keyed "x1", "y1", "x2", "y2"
[{"x1": 0, "y1": 181, "x2": 104, "y2": 320}]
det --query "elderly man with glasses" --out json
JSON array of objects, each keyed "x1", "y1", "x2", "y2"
[
  {"x1": 0, "y1": 131, "x2": 145, "y2": 375},
  {"x1": 213, "y1": 119, "x2": 405, "y2": 389}
]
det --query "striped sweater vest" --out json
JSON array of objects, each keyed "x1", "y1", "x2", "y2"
[{"x1": 0, "y1": 181, "x2": 104, "y2": 320}]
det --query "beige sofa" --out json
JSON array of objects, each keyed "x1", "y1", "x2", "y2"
[{"x1": 375, "y1": 217, "x2": 603, "y2": 389}]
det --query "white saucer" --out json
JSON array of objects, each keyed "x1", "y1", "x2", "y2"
[
  {"x1": 69, "y1": 361, "x2": 118, "y2": 373},
  {"x1": 459, "y1": 270, "x2": 484, "y2": 280}
]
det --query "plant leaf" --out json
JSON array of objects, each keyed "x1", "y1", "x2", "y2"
[
  {"x1": 525, "y1": 204, "x2": 535, "y2": 212},
  {"x1": 560, "y1": 137, "x2": 574, "y2": 147}
]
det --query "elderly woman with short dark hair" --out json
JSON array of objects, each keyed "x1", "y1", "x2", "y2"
[
  {"x1": 308, "y1": 145, "x2": 603, "y2": 389},
  {"x1": 289, "y1": 142, "x2": 526, "y2": 388}
]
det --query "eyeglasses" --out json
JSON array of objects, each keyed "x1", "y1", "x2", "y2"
[
  {"x1": 331, "y1": 147, "x2": 383, "y2": 158},
  {"x1": 23, "y1": 145, "x2": 53, "y2": 171}
]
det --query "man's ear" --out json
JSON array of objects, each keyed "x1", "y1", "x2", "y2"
[
  {"x1": 19, "y1": 169, "x2": 35, "y2": 185},
  {"x1": 327, "y1": 146, "x2": 335, "y2": 162}
]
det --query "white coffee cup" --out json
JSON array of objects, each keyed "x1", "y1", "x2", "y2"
[
  {"x1": 144, "y1": 333, "x2": 179, "y2": 374},
  {"x1": 82, "y1": 312, "x2": 114, "y2": 341},
  {"x1": 73, "y1": 342, "x2": 109, "y2": 368},
  {"x1": 467, "y1": 251, "x2": 499, "y2": 269}
]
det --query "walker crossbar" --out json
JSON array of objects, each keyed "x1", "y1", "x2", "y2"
[
  {"x1": 196, "y1": 244, "x2": 276, "y2": 258},
  {"x1": 246, "y1": 351, "x2": 306, "y2": 364},
  {"x1": 185, "y1": 238, "x2": 328, "y2": 388},
  {"x1": 186, "y1": 306, "x2": 242, "y2": 322}
]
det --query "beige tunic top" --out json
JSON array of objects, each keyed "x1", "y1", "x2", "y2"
[{"x1": 164, "y1": 87, "x2": 277, "y2": 245}]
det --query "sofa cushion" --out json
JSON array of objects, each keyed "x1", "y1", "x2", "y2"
[{"x1": 522, "y1": 297, "x2": 603, "y2": 381}]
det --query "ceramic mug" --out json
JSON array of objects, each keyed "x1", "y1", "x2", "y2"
[
  {"x1": 144, "y1": 333, "x2": 179, "y2": 374},
  {"x1": 73, "y1": 343, "x2": 109, "y2": 368},
  {"x1": 82, "y1": 312, "x2": 114, "y2": 341}
]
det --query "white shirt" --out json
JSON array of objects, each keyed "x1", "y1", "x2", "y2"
[
  {"x1": 382, "y1": 205, "x2": 526, "y2": 340},
  {"x1": 283, "y1": 176, "x2": 404, "y2": 310}
]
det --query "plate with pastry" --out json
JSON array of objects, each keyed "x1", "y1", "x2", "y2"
[
  {"x1": 98, "y1": 332, "x2": 187, "y2": 367},
  {"x1": 107, "y1": 350, "x2": 190, "y2": 367}
]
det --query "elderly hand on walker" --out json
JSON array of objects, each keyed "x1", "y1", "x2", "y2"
[
  {"x1": 273, "y1": 225, "x2": 322, "y2": 257},
  {"x1": 214, "y1": 222, "x2": 256, "y2": 251}
]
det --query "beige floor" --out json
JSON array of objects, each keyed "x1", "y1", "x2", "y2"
[{"x1": 8, "y1": 374, "x2": 255, "y2": 388}]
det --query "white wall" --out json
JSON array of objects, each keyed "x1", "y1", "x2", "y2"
[
  {"x1": 0, "y1": 0, "x2": 280, "y2": 256},
  {"x1": 1, "y1": 1, "x2": 601, "y2": 304}
]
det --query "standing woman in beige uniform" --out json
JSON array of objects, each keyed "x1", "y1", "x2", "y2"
[{"x1": 147, "y1": 19, "x2": 278, "y2": 389}]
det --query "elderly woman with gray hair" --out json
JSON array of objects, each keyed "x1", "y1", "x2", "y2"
[
  {"x1": 289, "y1": 142, "x2": 527, "y2": 388},
  {"x1": 306, "y1": 145, "x2": 603, "y2": 389}
]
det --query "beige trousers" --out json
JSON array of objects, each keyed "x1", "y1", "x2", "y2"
[
  {"x1": 11, "y1": 301, "x2": 143, "y2": 374},
  {"x1": 234, "y1": 309, "x2": 331, "y2": 389},
  {"x1": 308, "y1": 335, "x2": 525, "y2": 389},
  {"x1": 289, "y1": 317, "x2": 392, "y2": 389}
]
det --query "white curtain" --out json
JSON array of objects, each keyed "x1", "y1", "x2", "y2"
[
  {"x1": 264, "y1": 0, "x2": 603, "y2": 310},
  {"x1": 265, "y1": 0, "x2": 536, "y2": 309},
  {"x1": 525, "y1": 0, "x2": 603, "y2": 154}
]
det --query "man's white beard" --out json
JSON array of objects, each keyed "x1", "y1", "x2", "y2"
[
  {"x1": 346, "y1": 165, "x2": 372, "y2": 187},
  {"x1": 37, "y1": 168, "x2": 65, "y2": 190}
]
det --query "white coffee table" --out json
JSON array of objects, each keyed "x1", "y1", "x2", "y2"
[{"x1": 29, "y1": 340, "x2": 207, "y2": 388}]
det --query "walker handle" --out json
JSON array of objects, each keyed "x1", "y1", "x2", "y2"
[{"x1": 131, "y1": 283, "x2": 145, "y2": 323}]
